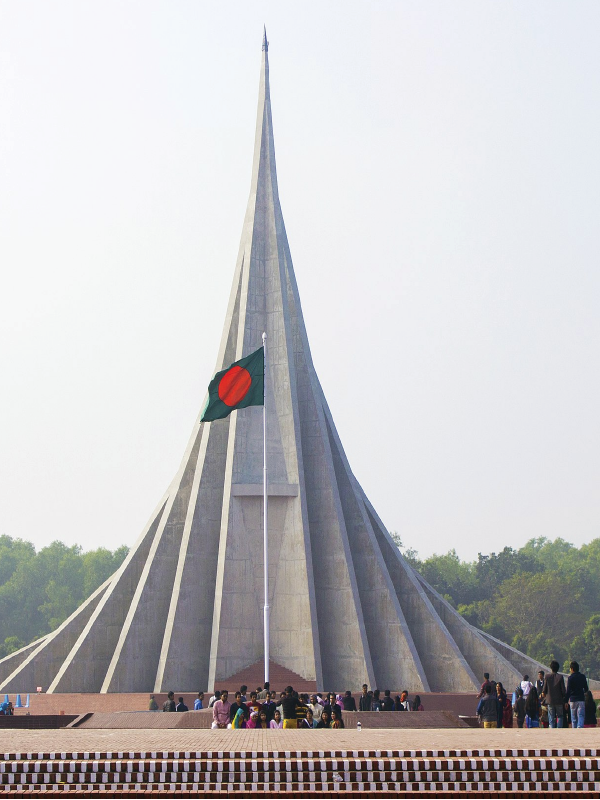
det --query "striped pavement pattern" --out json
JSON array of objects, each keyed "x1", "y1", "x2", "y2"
[{"x1": 2, "y1": 747, "x2": 600, "y2": 796}]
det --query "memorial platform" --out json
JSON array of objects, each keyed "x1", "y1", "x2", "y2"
[{"x1": 4, "y1": 691, "x2": 481, "y2": 718}]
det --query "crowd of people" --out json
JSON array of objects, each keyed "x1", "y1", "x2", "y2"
[
  {"x1": 204, "y1": 682, "x2": 424, "y2": 729},
  {"x1": 151, "y1": 663, "x2": 598, "y2": 732},
  {"x1": 476, "y1": 661, "x2": 597, "y2": 729}
]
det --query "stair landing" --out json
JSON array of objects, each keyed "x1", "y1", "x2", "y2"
[{"x1": 218, "y1": 659, "x2": 317, "y2": 694}]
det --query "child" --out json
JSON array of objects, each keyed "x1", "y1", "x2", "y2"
[
  {"x1": 269, "y1": 709, "x2": 283, "y2": 729},
  {"x1": 256, "y1": 710, "x2": 269, "y2": 729}
]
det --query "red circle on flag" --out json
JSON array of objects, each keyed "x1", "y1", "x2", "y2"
[{"x1": 218, "y1": 366, "x2": 252, "y2": 407}]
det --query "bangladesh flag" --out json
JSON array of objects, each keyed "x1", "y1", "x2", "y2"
[{"x1": 201, "y1": 347, "x2": 264, "y2": 422}]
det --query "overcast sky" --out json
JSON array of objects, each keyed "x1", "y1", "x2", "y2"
[{"x1": 1, "y1": 1, "x2": 599, "y2": 561}]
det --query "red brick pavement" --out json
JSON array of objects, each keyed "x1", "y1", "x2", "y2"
[
  {"x1": 1, "y1": 725, "x2": 600, "y2": 754},
  {"x1": 2, "y1": 728, "x2": 600, "y2": 798}
]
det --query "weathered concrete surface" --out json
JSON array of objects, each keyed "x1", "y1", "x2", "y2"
[{"x1": 0, "y1": 33, "x2": 556, "y2": 695}]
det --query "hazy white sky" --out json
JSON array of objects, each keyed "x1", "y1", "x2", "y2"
[{"x1": 1, "y1": 1, "x2": 599, "y2": 561}]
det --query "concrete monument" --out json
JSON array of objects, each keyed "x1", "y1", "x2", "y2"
[{"x1": 0, "y1": 33, "x2": 549, "y2": 693}]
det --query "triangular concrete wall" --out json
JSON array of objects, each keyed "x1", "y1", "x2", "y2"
[{"x1": 0, "y1": 34, "x2": 551, "y2": 694}]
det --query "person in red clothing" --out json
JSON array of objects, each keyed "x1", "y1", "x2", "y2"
[
  {"x1": 246, "y1": 690, "x2": 262, "y2": 718},
  {"x1": 477, "y1": 673, "x2": 493, "y2": 699}
]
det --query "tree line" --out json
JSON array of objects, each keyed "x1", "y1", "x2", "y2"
[
  {"x1": 395, "y1": 535, "x2": 600, "y2": 680},
  {"x1": 0, "y1": 535, "x2": 128, "y2": 659},
  {"x1": 1, "y1": 532, "x2": 598, "y2": 681}
]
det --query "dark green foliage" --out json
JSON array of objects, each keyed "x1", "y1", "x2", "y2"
[
  {"x1": 0, "y1": 536, "x2": 128, "y2": 650},
  {"x1": 394, "y1": 535, "x2": 600, "y2": 680}
]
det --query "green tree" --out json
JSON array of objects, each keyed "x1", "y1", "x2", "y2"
[
  {"x1": 0, "y1": 535, "x2": 35, "y2": 585},
  {"x1": 485, "y1": 572, "x2": 581, "y2": 654},
  {"x1": 526, "y1": 632, "x2": 567, "y2": 667},
  {"x1": 0, "y1": 635, "x2": 25, "y2": 659},
  {"x1": 419, "y1": 550, "x2": 478, "y2": 606},
  {"x1": 389, "y1": 531, "x2": 403, "y2": 549},
  {"x1": 82, "y1": 546, "x2": 128, "y2": 596},
  {"x1": 474, "y1": 546, "x2": 540, "y2": 600},
  {"x1": 389, "y1": 531, "x2": 421, "y2": 568},
  {"x1": 569, "y1": 614, "x2": 600, "y2": 680},
  {"x1": 0, "y1": 535, "x2": 128, "y2": 649}
]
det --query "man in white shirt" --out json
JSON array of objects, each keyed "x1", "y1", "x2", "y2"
[
  {"x1": 520, "y1": 675, "x2": 533, "y2": 697},
  {"x1": 309, "y1": 693, "x2": 323, "y2": 721}
]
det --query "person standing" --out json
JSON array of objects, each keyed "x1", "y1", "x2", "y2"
[
  {"x1": 229, "y1": 692, "x2": 248, "y2": 724},
  {"x1": 501, "y1": 692, "x2": 513, "y2": 728},
  {"x1": 396, "y1": 691, "x2": 410, "y2": 711},
  {"x1": 524, "y1": 687, "x2": 540, "y2": 728},
  {"x1": 359, "y1": 685, "x2": 372, "y2": 711},
  {"x1": 381, "y1": 690, "x2": 395, "y2": 711},
  {"x1": 342, "y1": 691, "x2": 357, "y2": 711},
  {"x1": 162, "y1": 691, "x2": 176, "y2": 712},
  {"x1": 477, "y1": 673, "x2": 493, "y2": 699},
  {"x1": 371, "y1": 689, "x2": 382, "y2": 711},
  {"x1": 520, "y1": 675, "x2": 534, "y2": 697},
  {"x1": 294, "y1": 693, "x2": 309, "y2": 725},
  {"x1": 247, "y1": 691, "x2": 262, "y2": 718},
  {"x1": 281, "y1": 686, "x2": 299, "y2": 729},
  {"x1": 495, "y1": 682, "x2": 507, "y2": 728},
  {"x1": 261, "y1": 691, "x2": 276, "y2": 722},
  {"x1": 535, "y1": 670, "x2": 545, "y2": 694},
  {"x1": 513, "y1": 688, "x2": 526, "y2": 728},
  {"x1": 584, "y1": 691, "x2": 598, "y2": 728},
  {"x1": 194, "y1": 692, "x2": 204, "y2": 710},
  {"x1": 148, "y1": 694, "x2": 159, "y2": 711},
  {"x1": 176, "y1": 697, "x2": 188, "y2": 712},
  {"x1": 322, "y1": 692, "x2": 339, "y2": 718},
  {"x1": 258, "y1": 681, "x2": 270, "y2": 700},
  {"x1": 541, "y1": 661, "x2": 566, "y2": 728},
  {"x1": 565, "y1": 661, "x2": 589, "y2": 729},
  {"x1": 412, "y1": 695, "x2": 424, "y2": 712},
  {"x1": 476, "y1": 684, "x2": 499, "y2": 728}
]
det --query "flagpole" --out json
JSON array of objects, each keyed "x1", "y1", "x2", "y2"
[{"x1": 262, "y1": 331, "x2": 269, "y2": 686}]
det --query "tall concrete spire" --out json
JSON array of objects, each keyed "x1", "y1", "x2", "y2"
[{"x1": 0, "y1": 35, "x2": 550, "y2": 694}]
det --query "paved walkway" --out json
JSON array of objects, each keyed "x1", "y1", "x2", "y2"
[{"x1": 1, "y1": 726, "x2": 599, "y2": 756}]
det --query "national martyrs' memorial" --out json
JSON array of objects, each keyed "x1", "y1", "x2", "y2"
[{"x1": 0, "y1": 33, "x2": 550, "y2": 695}]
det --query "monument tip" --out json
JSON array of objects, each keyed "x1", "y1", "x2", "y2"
[{"x1": 262, "y1": 26, "x2": 268, "y2": 52}]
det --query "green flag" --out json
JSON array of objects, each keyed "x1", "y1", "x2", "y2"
[{"x1": 201, "y1": 346, "x2": 264, "y2": 422}]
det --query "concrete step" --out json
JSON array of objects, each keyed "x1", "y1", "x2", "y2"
[
  {"x1": 3, "y1": 789, "x2": 599, "y2": 799},
  {"x1": 2, "y1": 751, "x2": 600, "y2": 797},
  {"x1": 220, "y1": 659, "x2": 317, "y2": 694}
]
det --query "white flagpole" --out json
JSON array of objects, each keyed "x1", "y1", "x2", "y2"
[{"x1": 262, "y1": 331, "x2": 269, "y2": 685}]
